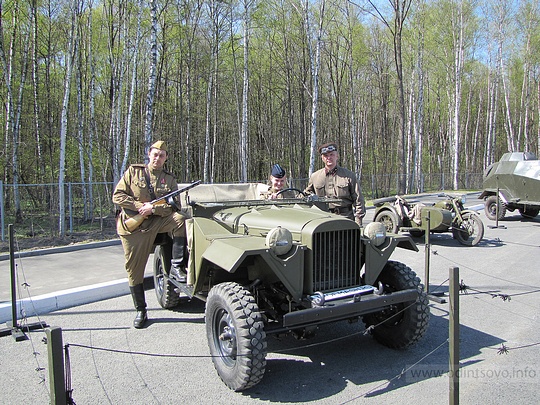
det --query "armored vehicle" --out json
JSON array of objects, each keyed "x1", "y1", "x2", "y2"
[
  {"x1": 480, "y1": 152, "x2": 540, "y2": 220},
  {"x1": 153, "y1": 184, "x2": 429, "y2": 391}
]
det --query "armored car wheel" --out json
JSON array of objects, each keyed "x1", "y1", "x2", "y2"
[
  {"x1": 153, "y1": 245, "x2": 180, "y2": 309},
  {"x1": 363, "y1": 261, "x2": 429, "y2": 349},
  {"x1": 452, "y1": 213, "x2": 484, "y2": 246},
  {"x1": 374, "y1": 210, "x2": 401, "y2": 234},
  {"x1": 205, "y1": 282, "x2": 267, "y2": 391},
  {"x1": 485, "y1": 195, "x2": 506, "y2": 220}
]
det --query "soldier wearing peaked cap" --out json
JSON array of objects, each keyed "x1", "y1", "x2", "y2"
[
  {"x1": 113, "y1": 140, "x2": 189, "y2": 329},
  {"x1": 261, "y1": 163, "x2": 296, "y2": 199},
  {"x1": 304, "y1": 142, "x2": 366, "y2": 225}
]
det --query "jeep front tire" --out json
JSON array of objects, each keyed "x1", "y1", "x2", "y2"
[
  {"x1": 363, "y1": 261, "x2": 429, "y2": 349},
  {"x1": 205, "y1": 282, "x2": 267, "y2": 391}
]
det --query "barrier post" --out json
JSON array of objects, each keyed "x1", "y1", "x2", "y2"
[
  {"x1": 46, "y1": 327, "x2": 67, "y2": 405},
  {"x1": 449, "y1": 266, "x2": 460, "y2": 405}
]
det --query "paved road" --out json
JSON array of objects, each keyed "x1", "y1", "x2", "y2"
[{"x1": 1, "y1": 194, "x2": 539, "y2": 404}]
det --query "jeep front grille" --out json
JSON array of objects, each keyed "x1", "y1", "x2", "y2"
[{"x1": 312, "y1": 229, "x2": 361, "y2": 291}]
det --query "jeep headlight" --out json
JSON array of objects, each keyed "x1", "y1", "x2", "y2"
[
  {"x1": 363, "y1": 222, "x2": 387, "y2": 247},
  {"x1": 266, "y1": 226, "x2": 293, "y2": 256}
]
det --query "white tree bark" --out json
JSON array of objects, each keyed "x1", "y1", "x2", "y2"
[
  {"x1": 144, "y1": 0, "x2": 159, "y2": 154},
  {"x1": 59, "y1": 0, "x2": 78, "y2": 236},
  {"x1": 451, "y1": 0, "x2": 464, "y2": 190},
  {"x1": 240, "y1": 0, "x2": 252, "y2": 182},
  {"x1": 308, "y1": 0, "x2": 325, "y2": 177},
  {"x1": 122, "y1": 0, "x2": 143, "y2": 177}
]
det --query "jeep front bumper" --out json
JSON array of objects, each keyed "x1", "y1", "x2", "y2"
[{"x1": 282, "y1": 289, "x2": 419, "y2": 329}]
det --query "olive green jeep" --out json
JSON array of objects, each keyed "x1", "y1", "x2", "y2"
[{"x1": 152, "y1": 183, "x2": 429, "y2": 391}]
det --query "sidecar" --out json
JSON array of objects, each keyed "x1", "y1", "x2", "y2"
[{"x1": 373, "y1": 196, "x2": 453, "y2": 235}]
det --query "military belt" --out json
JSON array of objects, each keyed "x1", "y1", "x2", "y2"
[{"x1": 330, "y1": 206, "x2": 352, "y2": 214}]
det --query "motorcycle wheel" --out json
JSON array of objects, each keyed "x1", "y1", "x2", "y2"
[
  {"x1": 374, "y1": 210, "x2": 401, "y2": 234},
  {"x1": 453, "y1": 213, "x2": 484, "y2": 246}
]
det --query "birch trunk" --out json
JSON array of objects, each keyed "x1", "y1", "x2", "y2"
[
  {"x1": 240, "y1": 0, "x2": 251, "y2": 182},
  {"x1": 308, "y1": 0, "x2": 325, "y2": 177},
  {"x1": 31, "y1": 0, "x2": 44, "y2": 183},
  {"x1": 76, "y1": 51, "x2": 88, "y2": 220},
  {"x1": 13, "y1": 6, "x2": 31, "y2": 221},
  {"x1": 451, "y1": 0, "x2": 464, "y2": 190},
  {"x1": 0, "y1": 1, "x2": 21, "y2": 221},
  {"x1": 59, "y1": 0, "x2": 78, "y2": 236},
  {"x1": 414, "y1": 23, "x2": 425, "y2": 194},
  {"x1": 87, "y1": 1, "x2": 96, "y2": 218},
  {"x1": 122, "y1": 0, "x2": 143, "y2": 176},
  {"x1": 144, "y1": 0, "x2": 158, "y2": 153}
]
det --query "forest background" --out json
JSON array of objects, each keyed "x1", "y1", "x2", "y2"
[{"x1": 1, "y1": 0, "x2": 540, "y2": 239}]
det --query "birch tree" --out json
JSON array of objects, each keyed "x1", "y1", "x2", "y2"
[
  {"x1": 31, "y1": 0, "x2": 45, "y2": 184},
  {"x1": 516, "y1": 1, "x2": 539, "y2": 152},
  {"x1": 366, "y1": 0, "x2": 412, "y2": 194},
  {"x1": 121, "y1": 0, "x2": 143, "y2": 176},
  {"x1": 306, "y1": 0, "x2": 325, "y2": 176},
  {"x1": 87, "y1": 0, "x2": 96, "y2": 217},
  {"x1": 494, "y1": 0, "x2": 516, "y2": 152},
  {"x1": 179, "y1": 0, "x2": 204, "y2": 181},
  {"x1": 203, "y1": 0, "x2": 224, "y2": 183},
  {"x1": 144, "y1": 0, "x2": 159, "y2": 154},
  {"x1": 59, "y1": 0, "x2": 79, "y2": 236},
  {"x1": 240, "y1": 0, "x2": 255, "y2": 182},
  {"x1": 450, "y1": 0, "x2": 465, "y2": 190},
  {"x1": 0, "y1": 0, "x2": 25, "y2": 222}
]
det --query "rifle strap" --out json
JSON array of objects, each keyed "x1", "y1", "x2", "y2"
[{"x1": 144, "y1": 168, "x2": 157, "y2": 201}]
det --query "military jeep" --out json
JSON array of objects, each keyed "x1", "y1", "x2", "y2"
[
  {"x1": 480, "y1": 152, "x2": 540, "y2": 220},
  {"x1": 152, "y1": 183, "x2": 429, "y2": 391}
]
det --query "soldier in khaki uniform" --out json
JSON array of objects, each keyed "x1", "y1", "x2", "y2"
[
  {"x1": 304, "y1": 142, "x2": 366, "y2": 225},
  {"x1": 260, "y1": 164, "x2": 296, "y2": 199},
  {"x1": 113, "y1": 141, "x2": 187, "y2": 328}
]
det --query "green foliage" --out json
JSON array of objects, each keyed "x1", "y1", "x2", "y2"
[{"x1": 0, "y1": 0, "x2": 538, "y2": 194}]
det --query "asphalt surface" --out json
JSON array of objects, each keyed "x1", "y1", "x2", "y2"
[{"x1": 1, "y1": 193, "x2": 539, "y2": 404}]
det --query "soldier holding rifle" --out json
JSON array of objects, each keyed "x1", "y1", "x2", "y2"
[{"x1": 113, "y1": 141, "x2": 188, "y2": 329}]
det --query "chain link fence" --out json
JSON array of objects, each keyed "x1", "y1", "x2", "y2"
[
  {"x1": 0, "y1": 181, "x2": 116, "y2": 241},
  {"x1": 1, "y1": 172, "x2": 483, "y2": 241}
]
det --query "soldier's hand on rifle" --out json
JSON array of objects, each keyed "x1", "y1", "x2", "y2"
[{"x1": 139, "y1": 202, "x2": 154, "y2": 218}]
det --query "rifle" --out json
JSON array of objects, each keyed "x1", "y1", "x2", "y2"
[{"x1": 124, "y1": 180, "x2": 201, "y2": 232}]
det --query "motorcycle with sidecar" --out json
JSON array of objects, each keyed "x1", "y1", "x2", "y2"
[{"x1": 373, "y1": 193, "x2": 484, "y2": 246}]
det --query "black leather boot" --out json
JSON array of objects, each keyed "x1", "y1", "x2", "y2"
[
  {"x1": 130, "y1": 284, "x2": 147, "y2": 329},
  {"x1": 170, "y1": 236, "x2": 187, "y2": 283}
]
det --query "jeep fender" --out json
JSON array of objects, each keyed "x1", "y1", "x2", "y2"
[
  {"x1": 363, "y1": 234, "x2": 418, "y2": 285},
  {"x1": 190, "y1": 217, "x2": 306, "y2": 299}
]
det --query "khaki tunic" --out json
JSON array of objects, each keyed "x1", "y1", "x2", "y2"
[
  {"x1": 260, "y1": 185, "x2": 297, "y2": 199},
  {"x1": 304, "y1": 166, "x2": 366, "y2": 221},
  {"x1": 113, "y1": 164, "x2": 186, "y2": 286}
]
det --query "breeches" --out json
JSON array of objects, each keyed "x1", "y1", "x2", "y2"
[{"x1": 120, "y1": 212, "x2": 186, "y2": 286}]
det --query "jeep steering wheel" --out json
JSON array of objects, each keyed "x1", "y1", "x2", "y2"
[{"x1": 276, "y1": 188, "x2": 306, "y2": 198}]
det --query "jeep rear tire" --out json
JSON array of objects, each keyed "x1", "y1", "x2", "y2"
[
  {"x1": 362, "y1": 261, "x2": 429, "y2": 349},
  {"x1": 153, "y1": 245, "x2": 180, "y2": 309},
  {"x1": 205, "y1": 282, "x2": 267, "y2": 391},
  {"x1": 485, "y1": 195, "x2": 506, "y2": 220}
]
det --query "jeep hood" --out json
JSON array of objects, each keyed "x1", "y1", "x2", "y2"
[{"x1": 212, "y1": 203, "x2": 356, "y2": 239}]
